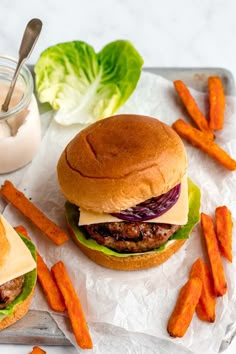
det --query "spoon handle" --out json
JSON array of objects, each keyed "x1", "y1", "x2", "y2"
[
  {"x1": 19, "y1": 18, "x2": 43, "y2": 60},
  {"x1": 1, "y1": 18, "x2": 42, "y2": 112}
]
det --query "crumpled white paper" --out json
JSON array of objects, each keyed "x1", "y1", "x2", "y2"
[{"x1": 2, "y1": 72, "x2": 236, "y2": 354}]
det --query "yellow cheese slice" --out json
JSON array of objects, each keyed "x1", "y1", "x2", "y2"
[
  {"x1": 79, "y1": 175, "x2": 189, "y2": 226},
  {"x1": 0, "y1": 215, "x2": 36, "y2": 286}
]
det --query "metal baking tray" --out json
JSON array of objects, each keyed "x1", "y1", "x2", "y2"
[{"x1": 0, "y1": 67, "x2": 235, "y2": 351}]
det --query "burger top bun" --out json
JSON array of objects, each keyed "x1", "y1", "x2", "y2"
[
  {"x1": 0, "y1": 218, "x2": 10, "y2": 266},
  {"x1": 57, "y1": 114, "x2": 187, "y2": 213}
]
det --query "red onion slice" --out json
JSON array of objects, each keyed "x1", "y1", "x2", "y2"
[{"x1": 111, "y1": 184, "x2": 181, "y2": 222}]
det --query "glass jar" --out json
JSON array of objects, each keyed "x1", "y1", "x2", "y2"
[{"x1": 0, "y1": 55, "x2": 41, "y2": 173}]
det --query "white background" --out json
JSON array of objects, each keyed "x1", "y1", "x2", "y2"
[{"x1": 0, "y1": 0, "x2": 236, "y2": 353}]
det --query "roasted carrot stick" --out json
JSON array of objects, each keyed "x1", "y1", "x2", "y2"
[
  {"x1": 14, "y1": 225, "x2": 66, "y2": 312},
  {"x1": 190, "y1": 258, "x2": 216, "y2": 322},
  {"x1": 14, "y1": 225, "x2": 28, "y2": 237},
  {"x1": 208, "y1": 76, "x2": 225, "y2": 130},
  {"x1": 37, "y1": 254, "x2": 66, "y2": 312},
  {"x1": 51, "y1": 261, "x2": 93, "y2": 349},
  {"x1": 30, "y1": 346, "x2": 46, "y2": 354},
  {"x1": 1, "y1": 180, "x2": 69, "y2": 245},
  {"x1": 215, "y1": 206, "x2": 233, "y2": 262},
  {"x1": 172, "y1": 119, "x2": 236, "y2": 171},
  {"x1": 201, "y1": 213, "x2": 227, "y2": 296},
  {"x1": 167, "y1": 277, "x2": 202, "y2": 337},
  {"x1": 174, "y1": 80, "x2": 214, "y2": 139}
]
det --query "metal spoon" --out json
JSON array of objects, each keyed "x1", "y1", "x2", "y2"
[{"x1": 1, "y1": 18, "x2": 42, "y2": 112}]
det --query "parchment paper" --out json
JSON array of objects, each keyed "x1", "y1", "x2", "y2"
[{"x1": 2, "y1": 72, "x2": 236, "y2": 354}]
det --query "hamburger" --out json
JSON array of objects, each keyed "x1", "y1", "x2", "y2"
[
  {"x1": 57, "y1": 114, "x2": 200, "y2": 270},
  {"x1": 0, "y1": 215, "x2": 36, "y2": 329}
]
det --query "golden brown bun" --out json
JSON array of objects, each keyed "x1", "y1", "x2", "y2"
[
  {"x1": 69, "y1": 228, "x2": 186, "y2": 270},
  {"x1": 57, "y1": 114, "x2": 187, "y2": 213},
  {"x1": 0, "y1": 217, "x2": 10, "y2": 266},
  {"x1": 0, "y1": 288, "x2": 34, "y2": 330}
]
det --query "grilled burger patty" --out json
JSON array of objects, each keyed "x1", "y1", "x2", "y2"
[
  {"x1": 0, "y1": 275, "x2": 24, "y2": 309},
  {"x1": 84, "y1": 222, "x2": 181, "y2": 253}
]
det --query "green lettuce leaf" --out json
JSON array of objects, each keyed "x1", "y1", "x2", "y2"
[
  {"x1": 34, "y1": 40, "x2": 143, "y2": 125},
  {"x1": 0, "y1": 235, "x2": 37, "y2": 320},
  {"x1": 65, "y1": 178, "x2": 201, "y2": 258},
  {"x1": 170, "y1": 178, "x2": 201, "y2": 240}
]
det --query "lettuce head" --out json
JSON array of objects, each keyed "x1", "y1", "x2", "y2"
[{"x1": 35, "y1": 40, "x2": 143, "y2": 125}]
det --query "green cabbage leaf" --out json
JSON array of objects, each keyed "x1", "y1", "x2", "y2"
[{"x1": 35, "y1": 40, "x2": 143, "y2": 125}]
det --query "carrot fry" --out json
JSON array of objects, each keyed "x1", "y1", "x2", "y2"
[
  {"x1": 37, "y1": 254, "x2": 66, "y2": 312},
  {"x1": 0, "y1": 180, "x2": 69, "y2": 245},
  {"x1": 14, "y1": 225, "x2": 66, "y2": 312},
  {"x1": 190, "y1": 258, "x2": 216, "y2": 322},
  {"x1": 14, "y1": 225, "x2": 28, "y2": 237},
  {"x1": 215, "y1": 206, "x2": 233, "y2": 262},
  {"x1": 51, "y1": 261, "x2": 93, "y2": 349},
  {"x1": 173, "y1": 119, "x2": 236, "y2": 171},
  {"x1": 167, "y1": 277, "x2": 202, "y2": 338},
  {"x1": 174, "y1": 80, "x2": 214, "y2": 139},
  {"x1": 30, "y1": 346, "x2": 46, "y2": 354},
  {"x1": 208, "y1": 76, "x2": 225, "y2": 130},
  {"x1": 201, "y1": 213, "x2": 227, "y2": 296}
]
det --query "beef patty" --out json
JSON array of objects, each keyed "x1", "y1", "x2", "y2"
[
  {"x1": 84, "y1": 221, "x2": 181, "y2": 253},
  {"x1": 0, "y1": 275, "x2": 24, "y2": 309}
]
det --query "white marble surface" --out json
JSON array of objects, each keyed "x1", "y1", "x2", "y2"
[{"x1": 0, "y1": 0, "x2": 236, "y2": 353}]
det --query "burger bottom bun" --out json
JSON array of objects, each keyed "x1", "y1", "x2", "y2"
[
  {"x1": 69, "y1": 224, "x2": 186, "y2": 271},
  {"x1": 0, "y1": 288, "x2": 34, "y2": 331}
]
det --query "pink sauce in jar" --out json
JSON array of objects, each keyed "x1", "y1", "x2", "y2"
[{"x1": 0, "y1": 56, "x2": 41, "y2": 173}]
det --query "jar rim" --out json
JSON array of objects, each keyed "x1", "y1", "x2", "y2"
[{"x1": 0, "y1": 55, "x2": 34, "y2": 121}]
